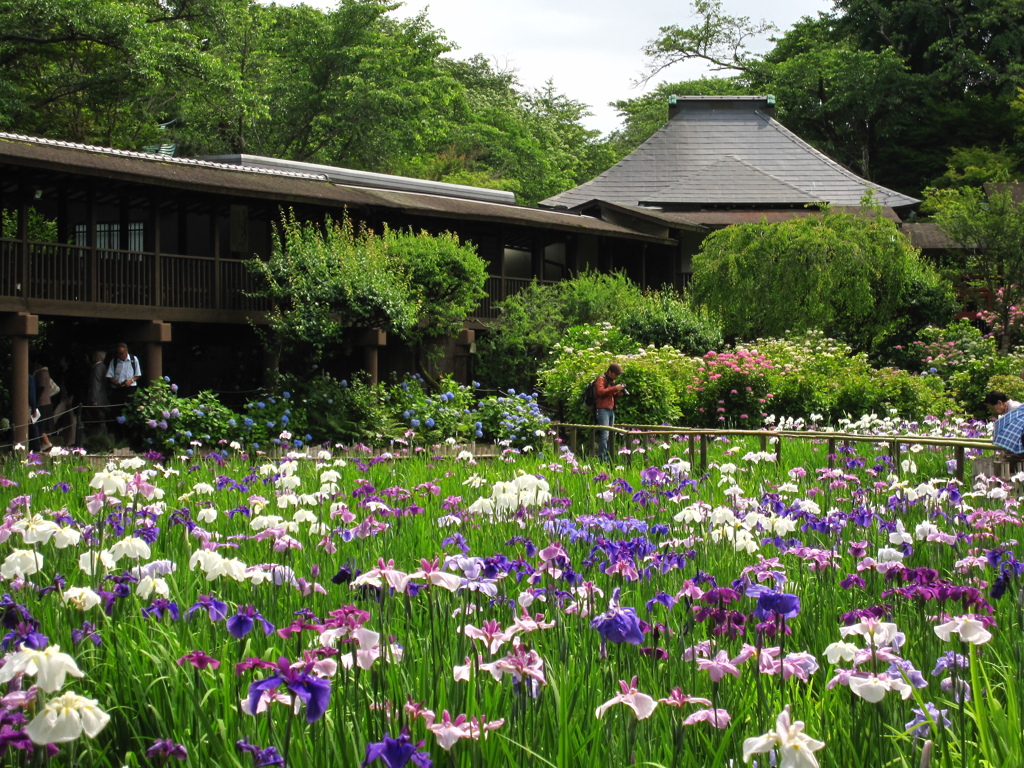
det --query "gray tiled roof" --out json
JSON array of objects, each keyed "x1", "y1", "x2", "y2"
[{"x1": 542, "y1": 98, "x2": 919, "y2": 209}]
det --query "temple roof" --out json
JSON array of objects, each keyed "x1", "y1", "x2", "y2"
[{"x1": 542, "y1": 96, "x2": 919, "y2": 211}]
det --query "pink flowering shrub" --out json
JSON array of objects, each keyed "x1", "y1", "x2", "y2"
[{"x1": 684, "y1": 349, "x2": 776, "y2": 427}]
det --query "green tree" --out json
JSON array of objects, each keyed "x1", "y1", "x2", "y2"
[
  {"x1": 248, "y1": 211, "x2": 486, "y2": 374},
  {"x1": 248, "y1": 211, "x2": 417, "y2": 369},
  {"x1": 0, "y1": 0, "x2": 222, "y2": 146},
  {"x1": 172, "y1": 1, "x2": 462, "y2": 170},
  {"x1": 924, "y1": 186, "x2": 1024, "y2": 350},
  {"x1": 690, "y1": 203, "x2": 955, "y2": 351},
  {"x1": 380, "y1": 227, "x2": 487, "y2": 359},
  {"x1": 637, "y1": 0, "x2": 1024, "y2": 194},
  {"x1": 400, "y1": 57, "x2": 615, "y2": 205},
  {"x1": 476, "y1": 271, "x2": 644, "y2": 392}
]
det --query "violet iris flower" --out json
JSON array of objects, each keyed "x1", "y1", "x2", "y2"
[
  {"x1": 246, "y1": 657, "x2": 331, "y2": 723},
  {"x1": 236, "y1": 739, "x2": 285, "y2": 767},
  {"x1": 362, "y1": 728, "x2": 433, "y2": 768},
  {"x1": 187, "y1": 594, "x2": 228, "y2": 622},
  {"x1": 146, "y1": 739, "x2": 188, "y2": 761},
  {"x1": 0, "y1": 595, "x2": 33, "y2": 629},
  {"x1": 227, "y1": 605, "x2": 275, "y2": 638},
  {"x1": 142, "y1": 599, "x2": 180, "y2": 621},
  {"x1": 590, "y1": 588, "x2": 645, "y2": 645},
  {"x1": 1, "y1": 622, "x2": 47, "y2": 652},
  {"x1": 71, "y1": 621, "x2": 102, "y2": 648},
  {"x1": 750, "y1": 588, "x2": 801, "y2": 620}
]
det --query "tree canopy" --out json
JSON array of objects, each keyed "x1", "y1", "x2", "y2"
[
  {"x1": 637, "y1": 0, "x2": 1024, "y2": 196},
  {"x1": 690, "y1": 204, "x2": 956, "y2": 351},
  {"x1": 248, "y1": 212, "x2": 487, "y2": 371}
]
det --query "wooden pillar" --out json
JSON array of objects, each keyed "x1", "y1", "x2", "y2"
[
  {"x1": 2, "y1": 313, "x2": 39, "y2": 446},
  {"x1": 355, "y1": 329, "x2": 387, "y2": 384},
  {"x1": 137, "y1": 321, "x2": 172, "y2": 382},
  {"x1": 455, "y1": 329, "x2": 475, "y2": 385}
]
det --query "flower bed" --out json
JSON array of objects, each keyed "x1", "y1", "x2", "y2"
[{"x1": 0, "y1": 428, "x2": 1020, "y2": 767}]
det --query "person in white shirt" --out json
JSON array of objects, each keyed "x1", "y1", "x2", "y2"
[
  {"x1": 985, "y1": 391, "x2": 1021, "y2": 417},
  {"x1": 106, "y1": 342, "x2": 141, "y2": 440}
]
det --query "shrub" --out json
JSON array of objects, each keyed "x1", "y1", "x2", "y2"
[
  {"x1": 124, "y1": 379, "x2": 243, "y2": 455},
  {"x1": 382, "y1": 374, "x2": 479, "y2": 445},
  {"x1": 617, "y1": 288, "x2": 723, "y2": 355},
  {"x1": 684, "y1": 349, "x2": 776, "y2": 428},
  {"x1": 538, "y1": 327, "x2": 685, "y2": 426},
  {"x1": 475, "y1": 391, "x2": 553, "y2": 450}
]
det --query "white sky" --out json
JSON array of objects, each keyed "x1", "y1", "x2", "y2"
[{"x1": 282, "y1": 0, "x2": 835, "y2": 136}]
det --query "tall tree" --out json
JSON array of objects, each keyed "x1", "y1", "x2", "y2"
[
  {"x1": 0, "y1": 0, "x2": 222, "y2": 146},
  {"x1": 925, "y1": 185, "x2": 1024, "y2": 350},
  {"x1": 638, "y1": 0, "x2": 1024, "y2": 195},
  {"x1": 690, "y1": 203, "x2": 955, "y2": 351}
]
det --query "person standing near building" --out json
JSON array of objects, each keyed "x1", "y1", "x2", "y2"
[
  {"x1": 86, "y1": 349, "x2": 110, "y2": 437},
  {"x1": 594, "y1": 363, "x2": 625, "y2": 463},
  {"x1": 32, "y1": 361, "x2": 55, "y2": 451},
  {"x1": 106, "y1": 342, "x2": 141, "y2": 438}
]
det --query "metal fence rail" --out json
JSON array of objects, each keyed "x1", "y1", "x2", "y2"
[{"x1": 556, "y1": 423, "x2": 995, "y2": 482}]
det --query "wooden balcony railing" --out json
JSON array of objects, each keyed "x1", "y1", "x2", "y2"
[
  {"x1": 0, "y1": 239, "x2": 270, "y2": 313},
  {"x1": 0, "y1": 241, "x2": 556, "y2": 322}
]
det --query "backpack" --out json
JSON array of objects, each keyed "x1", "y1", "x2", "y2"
[{"x1": 582, "y1": 378, "x2": 597, "y2": 408}]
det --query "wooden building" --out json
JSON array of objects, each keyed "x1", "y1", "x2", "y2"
[{"x1": 0, "y1": 131, "x2": 699, "y2": 443}]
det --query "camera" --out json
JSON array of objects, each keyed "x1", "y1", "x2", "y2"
[{"x1": 620, "y1": 387, "x2": 630, "y2": 395}]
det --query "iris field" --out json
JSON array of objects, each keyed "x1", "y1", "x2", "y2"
[{"x1": 0, "y1": 416, "x2": 1021, "y2": 768}]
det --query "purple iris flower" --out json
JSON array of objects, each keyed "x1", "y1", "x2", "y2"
[
  {"x1": 0, "y1": 595, "x2": 33, "y2": 630},
  {"x1": 590, "y1": 588, "x2": 645, "y2": 645},
  {"x1": 227, "y1": 605, "x2": 275, "y2": 638},
  {"x1": 645, "y1": 592, "x2": 677, "y2": 612},
  {"x1": 362, "y1": 728, "x2": 433, "y2": 768},
  {"x1": 932, "y1": 651, "x2": 968, "y2": 676},
  {"x1": 750, "y1": 588, "x2": 801, "y2": 620},
  {"x1": 246, "y1": 657, "x2": 331, "y2": 723},
  {"x1": 640, "y1": 466, "x2": 668, "y2": 486},
  {"x1": 236, "y1": 739, "x2": 285, "y2": 767},
  {"x1": 37, "y1": 574, "x2": 68, "y2": 597},
  {"x1": 1, "y1": 622, "x2": 48, "y2": 652},
  {"x1": 0, "y1": 710, "x2": 32, "y2": 756},
  {"x1": 146, "y1": 739, "x2": 188, "y2": 761},
  {"x1": 187, "y1": 595, "x2": 229, "y2": 622},
  {"x1": 905, "y1": 703, "x2": 951, "y2": 739},
  {"x1": 71, "y1": 621, "x2": 102, "y2": 648},
  {"x1": 142, "y1": 599, "x2": 180, "y2": 621}
]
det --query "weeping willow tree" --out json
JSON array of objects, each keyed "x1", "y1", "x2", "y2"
[{"x1": 690, "y1": 202, "x2": 955, "y2": 351}]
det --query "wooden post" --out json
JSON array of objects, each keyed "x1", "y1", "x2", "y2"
[
  {"x1": 828, "y1": 438, "x2": 836, "y2": 470},
  {"x1": 688, "y1": 434, "x2": 696, "y2": 468},
  {"x1": 2, "y1": 313, "x2": 39, "y2": 446},
  {"x1": 700, "y1": 434, "x2": 707, "y2": 473},
  {"x1": 955, "y1": 445, "x2": 965, "y2": 483},
  {"x1": 759, "y1": 433, "x2": 767, "y2": 452}
]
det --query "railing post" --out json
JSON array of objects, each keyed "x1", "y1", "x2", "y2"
[
  {"x1": 759, "y1": 433, "x2": 767, "y2": 452},
  {"x1": 955, "y1": 445, "x2": 965, "y2": 483},
  {"x1": 892, "y1": 440, "x2": 901, "y2": 476},
  {"x1": 827, "y1": 438, "x2": 836, "y2": 469},
  {"x1": 700, "y1": 434, "x2": 707, "y2": 474},
  {"x1": 688, "y1": 434, "x2": 696, "y2": 469},
  {"x1": 775, "y1": 434, "x2": 783, "y2": 464}
]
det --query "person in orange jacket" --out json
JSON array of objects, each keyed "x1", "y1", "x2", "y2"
[{"x1": 594, "y1": 363, "x2": 625, "y2": 462}]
